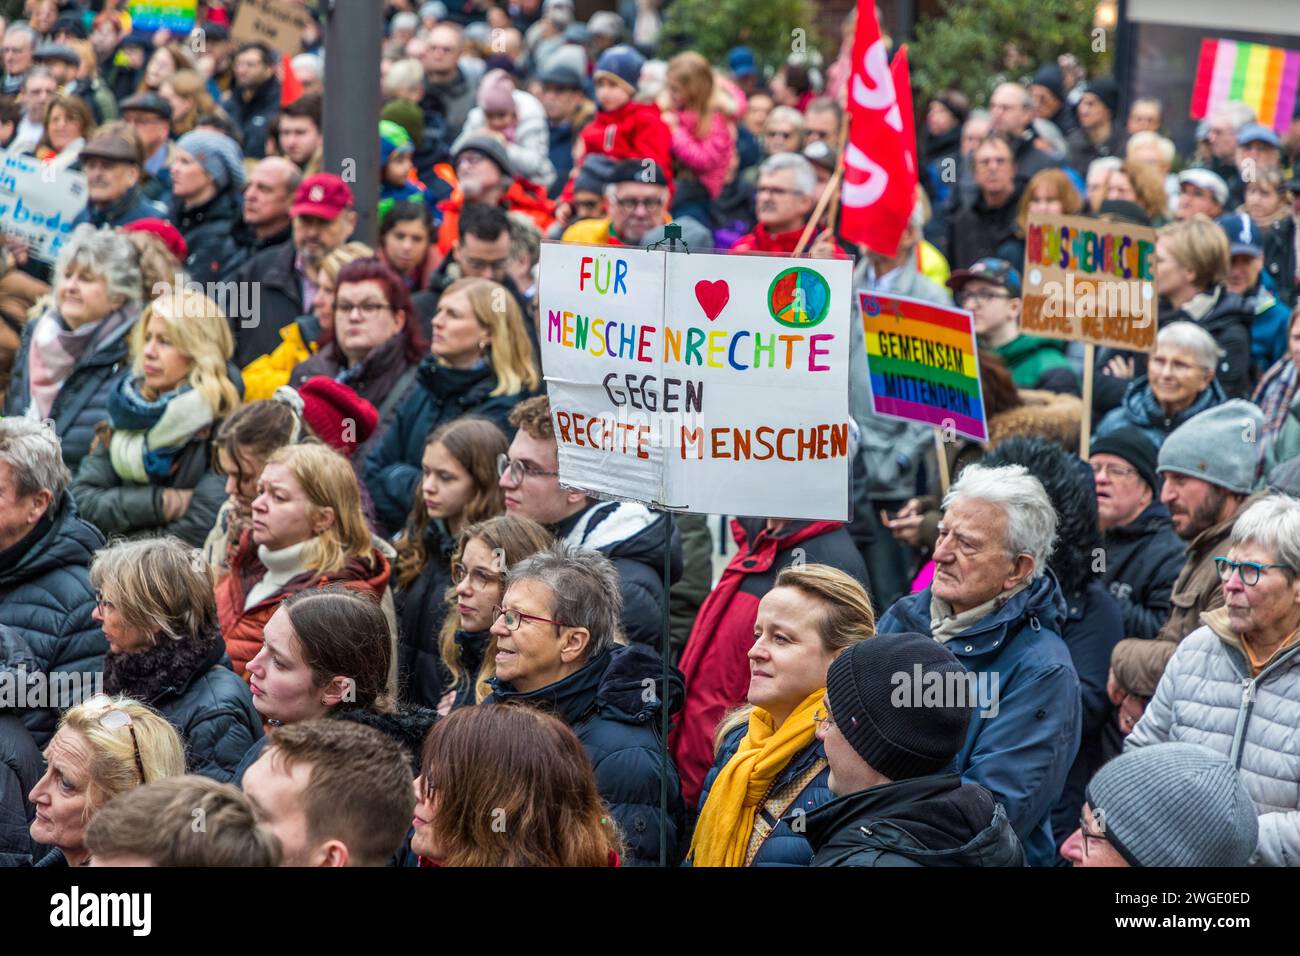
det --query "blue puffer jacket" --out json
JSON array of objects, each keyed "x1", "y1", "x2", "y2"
[
  {"x1": 1094, "y1": 375, "x2": 1226, "y2": 454},
  {"x1": 877, "y1": 572, "x2": 1082, "y2": 868},
  {"x1": 486, "y1": 644, "x2": 686, "y2": 866},
  {"x1": 691, "y1": 726, "x2": 833, "y2": 866},
  {"x1": 0, "y1": 493, "x2": 105, "y2": 747}
]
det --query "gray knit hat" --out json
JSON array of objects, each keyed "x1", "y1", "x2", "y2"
[
  {"x1": 175, "y1": 130, "x2": 247, "y2": 192},
  {"x1": 1086, "y1": 743, "x2": 1258, "y2": 867},
  {"x1": 1157, "y1": 399, "x2": 1264, "y2": 495}
]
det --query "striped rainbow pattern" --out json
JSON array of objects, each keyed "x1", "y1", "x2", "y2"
[
  {"x1": 1191, "y1": 38, "x2": 1300, "y2": 134},
  {"x1": 862, "y1": 294, "x2": 987, "y2": 443}
]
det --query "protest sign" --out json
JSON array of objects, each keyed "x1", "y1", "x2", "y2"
[
  {"x1": 1192, "y1": 38, "x2": 1300, "y2": 135},
  {"x1": 860, "y1": 291, "x2": 987, "y2": 443},
  {"x1": 0, "y1": 153, "x2": 87, "y2": 264},
  {"x1": 1020, "y1": 212, "x2": 1158, "y2": 352},
  {"x1": 232, "y1": 0, "x2": 311, "y2": 57},
  {"x1": 128, "y1": 0, "x2": 197, "y2": 34},
  {"x1": 539, "y1": 242, "x2": 853, "y2": 521}
]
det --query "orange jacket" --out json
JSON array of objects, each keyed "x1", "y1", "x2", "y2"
[{"x1": 435, "y1": 165, "x2": 557, "y2": 258}]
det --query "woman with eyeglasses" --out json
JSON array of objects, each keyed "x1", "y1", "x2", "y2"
[
  {"x1": 289, "y1": 257, "x2": 425, "y2": 465},
  {"x1": 26, "y1": 695, "x2": 184, "y2": 867},
  {"x1": 364, "y1": 277, "x2": 540, "y2": 537},
  {"x1": 392, "y1": 418, "x2": 508, "y2": 708},
  {"x1": 1122, "y1": 494, "x2": 1300, "y2": 867},
  {"x1": 688, "y1": 564, "x2": 876, "y2": 867},
  {"x1": 89, "y1": 538, "x2": 261, "y2": 783}
]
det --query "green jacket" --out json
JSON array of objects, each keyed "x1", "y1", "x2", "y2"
[{"x1": 993, "y1": 334, "x2": 1077, "y2": 392}]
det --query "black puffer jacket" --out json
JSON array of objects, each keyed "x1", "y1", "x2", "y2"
[
  {"x1": 396, "y1": 522, "x2": 457, "y2": 709},
  {"x1": 1101, "y1": 500, "x2": 1187, "y2": 642},
  {"x1": 0, "y1": 627, "x2": 45, "y2": 866},
  {"x1": 487, "y1": 644, "x2": 686, "y2": 866},
  {"x1": 805, "y1": 773, "x2": 1025, "y2": 867},
  {"x1": 103, "y1": 628, "x2": 262, "y2": 783},
  {"x1": 3, "y1": 308, "x2": 136, "y2": 474},
  {"x1": 0, "y1": 493, "x2": 105, "y2": 747},
  {"x1": 172, "y1": 186, "x2": 249, "y2": 283}
]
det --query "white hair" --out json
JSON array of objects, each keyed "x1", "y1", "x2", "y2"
[
  {"x1": 56, "y1": 224, "x2": 143, "y2": 309},
  {"x1": 1126, "y1": 130, "x2": 1175, "y2": 166},
  {"x1": 1212, "y1": 102, "x2": 1256, "y2": 134},
  {"x1": 765, "y1": 105, "x2": 805, "y2": 133},
  {"x1": 391, "y1": 11, "x2": 419, "y2": 32},
  {"x1": 1230, "y1": 494, "x2": 1300, "y2": 573},
  {"x1": 1086, "y1": 155, "x2": 1123, "y2": 185},
  {"x1": 0, "y1": 417, "x2": 70, "y2": 503},
  {"x1": 1157, "y1": 321, "x2": 1224, "y2": 372},
  {"x1": 943, "y1": 463, "x2": 1058, "y2": 580},
  {"x1": 759, "y1": 152, "x2": 817, "y2": 198},
  {"x1": 383, "y1": 58, "x2": 424, "y2": 96},
  {"x1": 291, "y1": 53, "x2": 322, "y2": 81}
]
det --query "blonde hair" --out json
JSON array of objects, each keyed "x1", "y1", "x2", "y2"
[
  {"x1": 1158, "y1": 216, "x2": 1230, "y2": 291},
  {"x1": 132, "y1": 286, "x2": 240, "y2": 417},
  {"x1": 59, "y1": 696, "x2": 186, "y2": 813},
  {"x1": 439, "y1": 278, "x2": 540, "y2": 396},
  {"x1": 712, "y1": 564, "x2": 877, "y2": 752},
  {"x1": 667, "y1": 51, "x2": 716, "y2": 138},
  {"x1": 264, "y1": 442, "x2": 374, "y2": 575},
  {"x1": 89, "y1": 537, "x2": 217, "y2": 643},
  {"x1": 318, "y1": 241, "x2": 374, "y2": 286},
  {"x1": 166, "y1": 69, "x2": 219, "y2": 136}
]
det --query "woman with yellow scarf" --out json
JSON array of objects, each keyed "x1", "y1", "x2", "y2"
[{"x1": 688, "y1": 564, "x2": 876, "y2": 866}]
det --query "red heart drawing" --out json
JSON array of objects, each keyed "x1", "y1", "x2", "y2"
[{"x1": 694, "y1": 279, "x2": 730, "y2": 321}]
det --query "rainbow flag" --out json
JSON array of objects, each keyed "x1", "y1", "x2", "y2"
[
  {"x1": 861, "y1": 291, "x2": 987, "y2": 443},
  {"x1": 1191, "y1": 38, "x2": 1300, "y2": 134}
]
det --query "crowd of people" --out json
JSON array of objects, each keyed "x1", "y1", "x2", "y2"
[{"x1": 0, "y1": 0, "x2": 1297, "y2": 870}]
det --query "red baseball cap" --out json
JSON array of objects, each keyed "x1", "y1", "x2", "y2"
[{"x1": 291, "y1": 174, "x2": 355, "y2": 220}]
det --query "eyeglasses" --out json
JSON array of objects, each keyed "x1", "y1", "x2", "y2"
[
  {"x1": 812, "y1": 707, "x2": 836, "y2": 733},
  {"x1": 1089, "y1": 461, "x2": 1137, "y2": 480},
  {"x1": 463, "y1": 257, "x2": 508, "y2": 273},
  {"x1": 955, "y1": 289, "x2": 1010, "y2": 307},
  {"x1": 613, "y1": 196, "x2": 665, "y2": 213},
  {"x1": 756, "y1": 185, "x2": 797, "y2": 198},
  {"x1": 335, "y1": 301, "x2": 392, "y2": 318},
  {"x1": 94, "y1": 590, "x2": 115, "y2": 612},
  {"x1": 1079, "y1": 811, "x2": 1109, "y2": 858},
  {"x1": 83, "y1": 694, "x2": 146, "y2": 784},
  {"x1": 496, "y1": 453, "x2": 559, "y2": 485},
  {"x1": 492, "y1": 604, "x2": 569, "y2": 631},
  {"x1": 1214, "y1": 557, "x2": 1291, "y2": 587},
  {"x1": 451, "y1": 562, "x2": 502, "y2": 590}
]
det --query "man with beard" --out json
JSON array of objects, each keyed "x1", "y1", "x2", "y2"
[{"x1": 1109, "y1": 401, "x2": 1266, "y2": 704}]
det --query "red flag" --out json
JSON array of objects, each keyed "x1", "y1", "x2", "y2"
[
  {"x1": 891, "y1": 45, "x2": 918, "y2": 184},
  {"x1": 839, "y1": 1, "x2": 917, "y2": 257},
  {"x1": 281, "y1": 55, "x2": 303, "y2": 107}
]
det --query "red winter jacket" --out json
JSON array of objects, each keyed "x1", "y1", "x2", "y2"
[
  {"x1": 730, "y1": 222, "x2": 815, "y2": 255},
  {"x1": 580, "y1": 101, "x2": 673, "y2": 181},
  {"x1": 669, "y1": 518, "x2": 867, "y2": 808}
]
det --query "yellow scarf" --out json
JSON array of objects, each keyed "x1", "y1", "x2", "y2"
[{"x1": 689, "y1": 689, "x2": 823, "y2": 867}]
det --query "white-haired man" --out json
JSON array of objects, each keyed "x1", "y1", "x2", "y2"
[
  {"x1": 732, "y1": 152, "x2": 818, "y2": 254},
  {"x1": 877, "y1": 463, "x2": 1082, "y2": 868}
]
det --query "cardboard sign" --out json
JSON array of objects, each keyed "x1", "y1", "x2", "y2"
[
  {"x1": 1020, "y1": 212, "x2": 1159, "y2": 353},
  {"x1": 231, "y1": 0, "x2": 311, "y2": 57},
  {"x1": 861, "y1": 291, "x2": 987, "y2": 443},
  {"x1": 0, "y1": 153, "x2": 87, "y2": 264},
  {"x1": 128, "y1": 0, "x2": 197, "y2": 34},
  {"x1": 539, "y1": 242, "x2": 854, "y2": 521}
]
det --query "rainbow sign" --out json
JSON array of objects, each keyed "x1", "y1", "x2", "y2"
[
  {"x1": 861, "y1": 291, "x2": 987, "y2": 442},
  {"x1": 1191, "y1": 38, "x2": 1300, "y2": 134}
]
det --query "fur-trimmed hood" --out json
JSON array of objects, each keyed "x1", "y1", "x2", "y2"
[{"x1": 988, "y1": 389, "x2": 1082, "y2": 453}]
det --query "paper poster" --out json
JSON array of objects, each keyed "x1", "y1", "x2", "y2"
[
  {"x1": 539, "y1": 242, "x2": 854, "y2": 521},
  {"x1": 0, "y1": 153, "x2": 88, "y2": 264},
  {"x1": 860, "y1": 291, "x2": 987, "y2": 443},
  {"x1": 1020, "y1": 212, "x2": 1159, "y2": 353}
]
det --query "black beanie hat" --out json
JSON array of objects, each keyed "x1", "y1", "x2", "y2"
[
  {"x1": 1032, "y1": 63, "x2": 1066, "y2": 104},
  {"x1": 1090, "y1": 426, "x2": 1159, "y2": 492},
  {"x1": 824, "y1": 633, "x2": 974, "y2": 782},
  {"x1": 1084, "y1": 76, "x2": 1120, "y2": 118}
]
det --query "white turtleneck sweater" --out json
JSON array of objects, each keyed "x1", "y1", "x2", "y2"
[{"x1": 244, "y1": 540, "x2": 312, "y2": 610}]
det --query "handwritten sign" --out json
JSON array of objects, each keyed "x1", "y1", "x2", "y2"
[
  {"x1": 1020, "y1": 212, "x2": 1158, "y2": 353},
  {"x1": 0, "y1": 153, "x2": 87, "y2": 264},
  {"x1": 539, "y1": 242, "x2": 853, "y2": 521},
  {"x1": 128, "y1": 0, "x2": 197, "y2": 34},
  {"x1": 231, "y1": 0, "x2": 311, "y2": 57},
  {"x1": 861, "y1": 291, "x2": 987, "y2": 442}
]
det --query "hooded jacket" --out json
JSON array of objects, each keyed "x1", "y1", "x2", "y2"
[
  {"x1": 1126, "y1": 608, "x2": 1300, "y2": 866},
  {"x1": 671, "y1": 518, "x2": 869, "y2": 808},
  {"x1": 103, "y1": 627, "x2": 262, "y2": 783},
  {"x1": 0, "y1": 626, "x2": 44, "y2": 866},
  {"x1": 877, "y1": 572, "x2": 1082, "y2": 867},
  {"x1": 1095, "y1": 375, "x2": 1227, "y2": 452},
  {"x1": 364, "y1": 357, "x2": 526, "y2": 536},
  {"x1": 0, "y1": 493, "x2": 105, "y2": 746},
  {"x1": 486, "y1": 643, "x2": 685, "y2": 867},
  {"x1": 1100, "y1": 500, "x2": 1186, "y2": 642},
  {"x1": 172, "y1": 185, "x2": 250, "y2": 284},
  {"x1": 805, "y1": 773, "x2": 1025, "y2": 867}
]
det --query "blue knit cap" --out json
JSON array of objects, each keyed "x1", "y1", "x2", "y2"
[
  {"x1": 175, "y1": 130, "x2": 247, "y2": 191},
  {"x1": 594, "y1": 44, "x2": 644, "y2": 93}
]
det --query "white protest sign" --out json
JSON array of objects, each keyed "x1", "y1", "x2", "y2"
[
  {"x1": 0, "y1": 152, "x2": 87, "y2": 264},
  {"x1": 539, "y1": 241, "x2": 853, "y2": 521}
]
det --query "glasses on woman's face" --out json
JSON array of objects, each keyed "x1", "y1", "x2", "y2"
[
  {"x1": 1214, "y1": 557, "x2": 1291, "y2": 587},
  {"x1": 94, "y1": 590, "x2": 115, "y2": 612},
  {"x1": 491, "y1": 604, "x2": 568, "y2": 631},
  {"x1": 83, "y1": 694, "x2": 146, "y2": 783},
  {"x1": 451, "y1": 562, "x2": 501, "y2": 590},
  {"x1": 334, "y1": 300, "x2": 392, "y2": 319}
]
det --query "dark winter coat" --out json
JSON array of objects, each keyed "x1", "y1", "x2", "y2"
[
  {"x1": 4, "y1": 308, "x2": 137, "y2": 474},
  {"x1": 421, "y1": 67, "x2": 476, "y2": 143},
  {"x1": 805, "y1": 773, "x2": 1025, "y2": 867},
  {"x1": 446, "y1": 628, "x2": 491, "y2": 710},
  {"x1": 693, "y1": 729, "x2": 833, "y2": 867},
  {"x1": 0, "y1": 493, "x2": 104, "y2": 747},
  {"x1": 1101, "y1": 500, "x2": 1186, "y2": 642},
  {"x1": 1263, "y1": 215, "x2": 1297, "y2": 310},
  {"x1": 1065, "y1": 125, "x2": 1127, "y2": 178},
  {"x1": 363, "y1": 357, "x2": 525, "y2": 536},
  {"x1": 228, "y1": 241, "x2": 304, "y2": 368},
  {"x1": 486, "y1": 644, "x2": 686, "y2": 866},
  {"x1": 944, "y1": 187, "x2": 1023, "y2": 271},
  {"x1": 396, "y1": 522, "x2": 457, "y2": 710},
  {"x1": 1095, "y1": 376, "x2": 1227, "y2": 453},
  {"x1": 171, "y1": 186, "x2": 250, "y2": 284},
  {"x1": 0, "y1": 627, "x2": 45, "y2": 866},
  {"x1": 103, "y1": 628, "x2": 262, "y2": 783},
  {"x1": 671, "y1": 518, "x2": 869, "y2": 808},
  {"x1": 878, "y1": 572, "x2": 1082, "y2": 867},
  {"x1": 220, "y1": 77, "x2": 281, "y2": 159},
  {"x1": 553, "y1": 501, "x2": 683, "y2": 650},
  {"x1": 71, "y1": 184, "x2": 168, "y2": 229}
]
